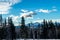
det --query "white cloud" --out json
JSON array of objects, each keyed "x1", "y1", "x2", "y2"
[
  {"x1": 9, "y1": 15, "x2": 19, "y2": 26},
  {"x1": 20, "y1": 10, "x2": 35, "y2": 19},
  {"x1": 21, "y1": 9, "x2": 28, "y2": 13},
  {"x1": 33, "y1": 20, "x2": 43, "y2": 23},
  {"x1": 20, "y1": 12, "x2": 33, "y2": 19},
  {"x1": 51, "y1": 19, "x2": 60, "y2": 23},
  {"x1": 33, "y1": 19, "x2": 60, "y2": 23},
  {"x1": 20, "y1": 13, "x2": 29, "y2": 17},
  {"x1": 36, "y1": 9, "x2": 50, "y2": 13},
  {"x1": 11, "y1": 0, "x2": 21, "y2": 5},
  {"x1": 0, "y1": 0, "x2": 21, "y2": 14},
  {"x1": 7, "y1": 14, "x2": 60, "y2": 26},
  {"x1": 35, "y1": 9, "x2": 57, "y2": 13},
  {"x1": 9, "y1": 15, "x2": 19, "y2": 22},
  {"x1": 0, "y1": 3, "x2": 11, "y2": 14}
]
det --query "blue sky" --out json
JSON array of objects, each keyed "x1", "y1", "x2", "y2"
[{"x1": 0, "y1": 0, "x2": 60, "y2": 26}]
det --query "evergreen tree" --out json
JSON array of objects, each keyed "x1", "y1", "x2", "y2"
[
  {"x1": 20, "y1": 16, "x2": 28, "y2": 38},
  {"x1": 2, "y1": 19, "x2": 7, "y2": 39},
  {"x1": 48, "y1": 20, "x2": 56, "y2": 38},
  {"x1": 0, "y1": 28, "x2": 3, "y2": 40},
  {"x1": 42, "y1": 19, "x2": 49, "y2": 39},
  {"x1": 37, "y1": 24, "x2": 41, "y2": 39},
  {"x1": 1, "y1": 27, "x2": 6, "y2": 39},
  {"x1": 0, "y1": 16, "x2": 7, "y2": 39},
  {"x1": 8, "y1": 17, "x2": 16, "y2": 39},
  {"x1": 28, "y1": 23, "x2": 31, "y2": 38}
]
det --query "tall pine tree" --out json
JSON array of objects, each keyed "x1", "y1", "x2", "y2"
[
  {"x1": 20, "y1": 16, "x2": 28, "y2": 38},
  {"x1": 42, "y1": 19, "x2": 49, "y2": 39},
  {"x1": 8, "y1": 17, "x2": 16, "y2": 39}
]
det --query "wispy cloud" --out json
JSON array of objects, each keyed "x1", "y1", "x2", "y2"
[
  {"x1": 20, "y1": 8, "x2": 58, "y2": 19},
  {"x1": 21, "y1": 9, "x2": 28, "y2": 13},
  {"x1": 9, "y1": 15, "x2": 19, "y2": 22},
  {"x1": 9, "y1": 15, "x2": 19, "y2": 26},
  {"x1": 35, "y1": 9, "x2": 50, "y2": 13},
  {"x1": 33, "y1": 20, "x2": 43, "y2": 23},
  {"x1": 0, "y1": 2, "x2": 11, "y2": 14},
  {"x1": 20, "y1": 9, "x2": 36, "y2": 19},
  {"x1": 33, "y1": 19, "x2": 60, "y2": 23},
  {"x1": 35, "y1": 8, "x2": 57, "y2": 13},
  {"x1": 51, "y1": 19, "x2": 60, "y2": 23},
  {"x1": 9, "y1": 0, "x2": 22, "y2": 5},
  {"x1": 0, "y1": 0, "x2": 21, "y2": 14}
]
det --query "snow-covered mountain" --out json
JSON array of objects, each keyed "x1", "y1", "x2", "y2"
[{"x1": 26, "y1": 22, "x2": 41, "y2": 28}]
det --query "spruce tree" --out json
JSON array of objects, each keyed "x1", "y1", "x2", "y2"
[
  {"x1": 48, "y1": 20, "x2": 56, "y2": 38},
  {"x1": 8, "y1": 17, "x2": 16, "y2": 39},
  {"x1": 20, "y1": 16, "x2": 28, "y2": 38},
  {"x1": 42, "y1": 19, "x2": 48, "y2": 39}
]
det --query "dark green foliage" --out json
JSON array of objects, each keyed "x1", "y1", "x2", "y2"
[
  {"x1": 0, "y1": 14, "x2": 60, "y2": 39},
  {"x1": 48, "y1": 20, "x2": 56, "y2": 39},
  {"x1": 8, "y1": 17, "x2": 16, "y2": 39},
  {"x1": 20, "y1": 17, "x2": 28, "y2": 38},
  {"x1": 41, "y1": 19, "x2": 49, "y2": 39}
]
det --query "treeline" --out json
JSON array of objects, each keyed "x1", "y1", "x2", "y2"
[
  {"x1": 19, "y1": 17, "x2": 60, "y2": 39},
  {"x1": 0, "y1": 17, "x2": 16, "y2": 40},
  {"x1": 0, "y1": 16, "x2": 60, "y2": 39}
]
